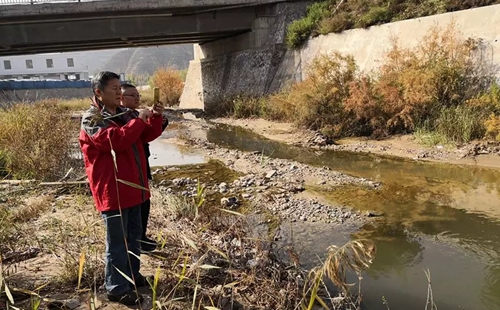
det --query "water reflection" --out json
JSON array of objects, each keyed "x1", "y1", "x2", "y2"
[
  {"x1": 206, "y1": 123, "x2": 500, "y2": 310},
  {"x1": 353, "y1": 222, "x2": 425, "y2": 279}
]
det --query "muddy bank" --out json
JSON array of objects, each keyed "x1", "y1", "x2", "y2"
[{"x1": 213, "y1": 118, "x2": 500, "y2": 169}]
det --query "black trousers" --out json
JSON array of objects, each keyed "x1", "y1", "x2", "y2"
[{"x1": 140, "y1": 198, "x2": 151, "y2": 239}]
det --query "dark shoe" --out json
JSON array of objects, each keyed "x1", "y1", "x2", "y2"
[
  {"x1": 130, "y1": 274, "x2": 153, "y2": 289},
  {"x1": 140, "y1": 236, "x2": 157, "y2": 252},
  {"x1": 107, "y1": 289, "x2": 143, "y2": 305}
]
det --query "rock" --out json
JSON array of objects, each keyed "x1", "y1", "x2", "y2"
[
  {"x1": 152, "y1": 169, "x2": 162, "y2": 175},
  {"x1": 300, "y1": 216, "x2": 307, "y2": 221},
  {"x1": 364, "y1": 210, "x2": 384, "y2": 217},
  {"x1": 172, "y1": 178, "x2": 187, "y2": 186},
  {"x1": 242, "y1": 193, "x2": 251, "y2": 199},
  {"x1": 318, "y1": 180, "x2": 326, "y2": 185},
  {"x1": 265, "y1": 170, "x2": 277, "y2": 178},
  {"x1": 219, "y1": 182, "x2": 228, "y2": 193},
  {"x1": 290, "y1": 164, "x2": 298, "y2": 170},
  {"x1": 247, "y1": 259, "x2": 260, "y2": 268},
  {"x1": 231, "y1": 238, "x2": 242, "y2": 247},
  {"x1": 221, "y1": 197, "x2": 239, "y2": 208}
]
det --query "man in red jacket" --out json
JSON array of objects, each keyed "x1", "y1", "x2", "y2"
[{"x1": 79, "y1": 71, "x2": 163, "y2": 305}]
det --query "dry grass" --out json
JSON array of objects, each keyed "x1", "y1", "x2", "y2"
[
  {"x1": 11, "y1": 195, "x2": 52, "y2": 223},
  {"x1": 57, "y1": 98, "x2": 91, "y2": 112},
  {"x1": 304, "y1": 239, "x2": 376, "y2": 308},
  {"x1": 0, "y1": 100, "x2": 80, "y2": 181},
  {"x1": 150, "y1": 67, "x2": 184, "y2": 106}
]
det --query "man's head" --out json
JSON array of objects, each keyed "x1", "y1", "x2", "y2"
[
  {"x1": 91, "y1": 71, "x2": 121, "y2": 110},
  {"x1": 120, "y1": 83, "x2": 141, "y2": 110}
]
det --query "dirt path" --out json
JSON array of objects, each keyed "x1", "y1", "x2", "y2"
[{"x1": 213, "y1": 117, "x2": 500, "y2": 170}]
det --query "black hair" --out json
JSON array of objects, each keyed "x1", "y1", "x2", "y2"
[
  {"x1": 120, "y1": 83, "x2": 137, "y2": 90},
  {"x1": 91, "y1": 71, "x2": 120, "y2": 95}
]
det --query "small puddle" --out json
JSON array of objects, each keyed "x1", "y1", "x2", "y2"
[
  {"x1": 148, "y1": 135, "x2": 206, "y2": 167},
  {"x1": 206, "y1": 123, "x2": 500, "y2": 310}
]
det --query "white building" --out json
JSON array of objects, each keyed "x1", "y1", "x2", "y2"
[{"x1": 0, "y1": 51, "x2": 89, "y2": 80}]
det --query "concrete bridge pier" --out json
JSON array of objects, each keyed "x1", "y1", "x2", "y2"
[{"x1": 179, "y1": 2, "x2": 309, "y2": 113}]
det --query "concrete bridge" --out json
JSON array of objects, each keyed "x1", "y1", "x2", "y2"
[{"x1": 0, "y1": 0, "x2": 310, "y2": 111}]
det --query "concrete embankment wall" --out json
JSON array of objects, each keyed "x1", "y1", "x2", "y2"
[
  {"x1": 298, "y1": 4, "x2": 500, "y2": 77},
  {"x1": 179, "y1": 1, "x2": 309, "y2": 112},
  {"x1": 0, "y1": 88, "x2": 90, "y2": 104},
  {"x1": 177, "y1": 3, "x2": 500, "y2": 111}
]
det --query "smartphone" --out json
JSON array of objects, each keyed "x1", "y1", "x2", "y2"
[{"x1": 153, "y1": 87, "x2": 160, "y2": 103}]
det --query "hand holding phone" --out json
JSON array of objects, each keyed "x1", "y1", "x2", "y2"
[{"x1": 153, "y1": 87, "x2": 160, "y2": 103}]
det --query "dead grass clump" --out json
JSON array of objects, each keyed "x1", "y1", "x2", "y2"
[
  {"x1": 0, "y1": 100, "x2": 78, "y2": 181},
  {"x1": 150, "y1": 67, "x2": 184, "y2": 106},
  {"x1": 304, "y1": 239, "x2": 376, "y2": 308},
  {"x1": 57, "y1": 98, "x2": 90, "y2": 112},
  {"x1": 11, "y1": 195, "x2": 52, "y2": 223}
]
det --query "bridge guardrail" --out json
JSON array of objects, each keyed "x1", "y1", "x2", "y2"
[{"x1": 0, "y1": 0, "x2": 92, "y2": 4}]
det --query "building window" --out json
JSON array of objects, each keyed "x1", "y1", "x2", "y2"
[
  {"x1": 46, "y1": 59, "x2": 53, "y2": 68},
  {"x1": 26, "y1": 59, "x2": 33, "y2": 69},
  {"x1": 67, "y1": 58, "x2": 74, "y2": 67},
  {"x1": 3, "y1": 60, "x2": 11, "y2": 70}
]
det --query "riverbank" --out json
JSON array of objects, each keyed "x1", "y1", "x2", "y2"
[
  {"x1": 0, "y1": 117, "x2": 379, "y2": 309},
  {"x1": 213, "y1": 117, "x2": 500, "y2": 170}
]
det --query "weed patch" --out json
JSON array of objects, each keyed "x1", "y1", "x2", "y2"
[
  {"x1": 287, "y1": 0, "x2": 500, "y2": 48},
  {"x1": 0, "y1": 101, "x2": 79, "y2": 180},
  {"x1": 57, "y1": 98, "x2": 90, "y2": 112}
]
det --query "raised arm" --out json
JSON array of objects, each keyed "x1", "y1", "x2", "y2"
[{"x1": 81, "y1": 110, "x2": 146, "y2": 152}]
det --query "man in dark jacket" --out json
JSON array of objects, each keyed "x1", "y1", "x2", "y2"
[
  {"x1": 80, "y1": 72, "x2": 163, "y2": 305},
  {"x1": 120, "y1": 83, "x2": 168, "y2": 252}
]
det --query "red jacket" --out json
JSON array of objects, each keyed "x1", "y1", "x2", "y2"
[{"x1": 79, "y1": 104, "x2": 163, "y2": 212}]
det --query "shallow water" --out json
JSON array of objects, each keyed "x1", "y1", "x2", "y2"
[
  {"x1": 148, "y1": 134, "x2": 206, "y2": 167},
  {"x1": 204, "y1": 123, "x2": 500, "y2": 310}
]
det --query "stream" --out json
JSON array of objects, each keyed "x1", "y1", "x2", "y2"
[{"x1": 151, "y1": 123, "x2": 500, "y2": 310}]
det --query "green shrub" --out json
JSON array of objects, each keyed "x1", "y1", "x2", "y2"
[
  {"x1": 434, "y1": 106, "x2": 485, "y2": 144},
  {"x1": 357, "y1": 6, "x2": 392, "y2": 28},
  {"x1": 319, "y1": 12, "x2": 354, "y2": 34},
  {"x1": 232, "y1": 95, "x2": 265, "y2": 119},
  {"x1": 286, "y1": 1, "x2": 331, "y2": 48}
]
